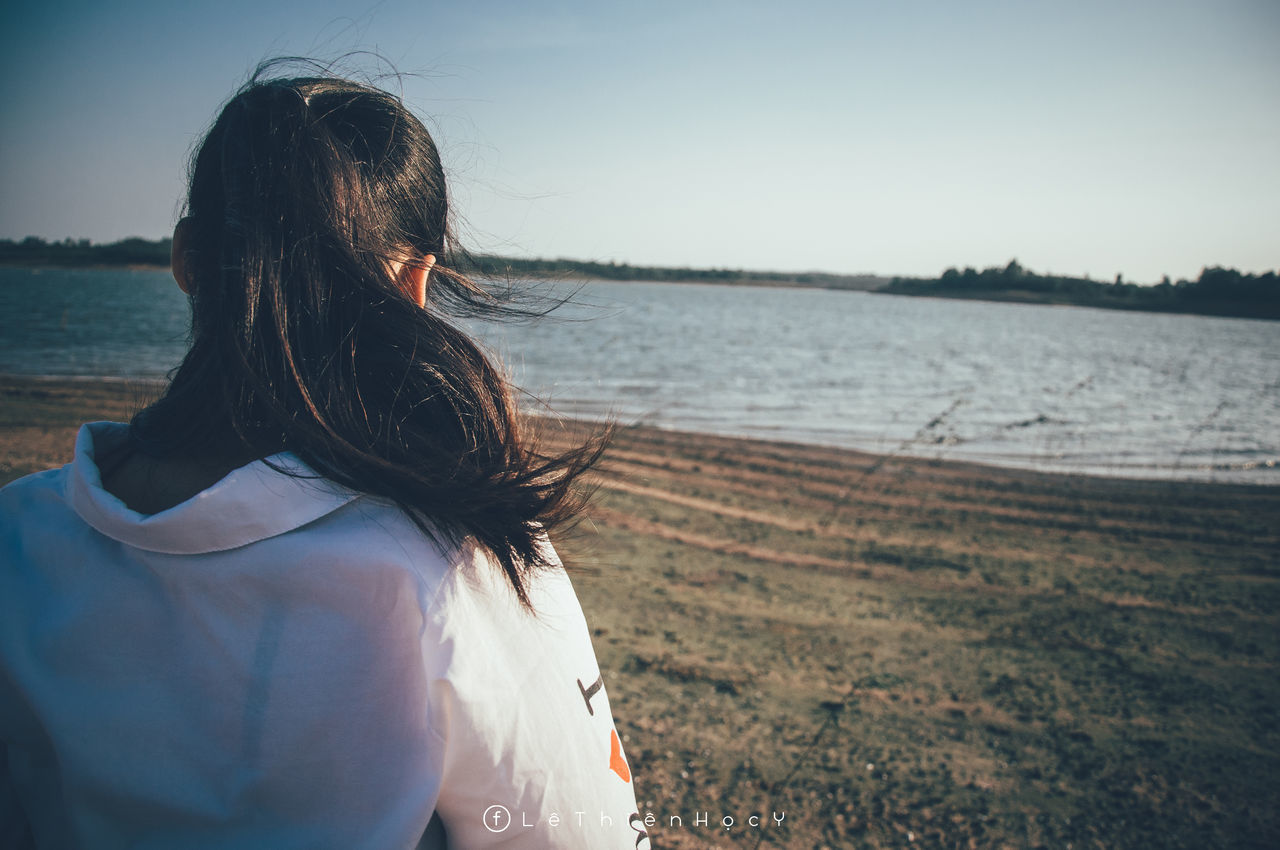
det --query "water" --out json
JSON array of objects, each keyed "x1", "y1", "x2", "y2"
[
  {"x1": 0, "y1": 268, "x2": 191, "y2": 377},
  {"x1": 2, "y1": 267, "x2": 1277, "y2": 483}
]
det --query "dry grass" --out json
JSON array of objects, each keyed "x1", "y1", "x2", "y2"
[{"x1": 549, "y1": 419, "x2": 1280, "y2": 849}]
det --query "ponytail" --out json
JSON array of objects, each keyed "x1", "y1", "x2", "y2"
[{"x1": 133, "y1": 65, "x2": 605, "y2": 608}]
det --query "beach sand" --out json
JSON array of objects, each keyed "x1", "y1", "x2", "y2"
[{"x1": 3, "y1": 374, "x2": 1278, "y2": 848}]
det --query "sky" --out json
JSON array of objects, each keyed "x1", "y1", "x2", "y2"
[{"x1": 2, "y1": 0, "x2": 1277, "y2": 282}]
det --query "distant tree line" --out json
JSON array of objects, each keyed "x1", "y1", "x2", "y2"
[
  {"x1": 463, "y1": 254, "x2": 886, "y2": 290},
  {"x1": 0, "y1": 236, "x2": 887, "y2": 291},
  {"x1": 885, "y1": 260, "x2": 1280, "y2": 320},
  {"x1": 5, "y1": 237, "x2": 1275, "y2": 321},
  {"x1": 0, "y1": 236, "x2": 172, "y2": 267}
]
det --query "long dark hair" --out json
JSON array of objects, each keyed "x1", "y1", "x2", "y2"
[{"x1": 131, "y1": 63, "x2": 605, "y2": 607}]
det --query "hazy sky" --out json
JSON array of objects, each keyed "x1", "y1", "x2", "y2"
[{"x1": 2, "y1": 0, "x2": 1277, "y2": 281}]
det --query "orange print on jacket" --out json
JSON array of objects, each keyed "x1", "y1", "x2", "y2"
[{"x1": 609, "y1": 729, "x2": 631, "y2": 783}]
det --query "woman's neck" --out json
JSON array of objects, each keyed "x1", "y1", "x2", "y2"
[{"x1": 97, "y1": 428, "x2": 263, "y2": 515}]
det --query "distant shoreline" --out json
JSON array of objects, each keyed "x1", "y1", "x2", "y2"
[
  {"x1": 3, "y1": 239, "x2": 1276, "y2": 320},
  {"x1": 885, "y1": 261, "x2": 1280, "y2": 321},
  {"x1": 3, "y1": 263, "x2": 170, "y2": 272},
  {"x1": 874, "y1": 285, "x2": 1280, "y2": 321},
  {"x1": 0, "y1": 261, "x2": 864, "y2": 293}
]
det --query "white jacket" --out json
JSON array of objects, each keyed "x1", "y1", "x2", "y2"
[{"x1": 0, "y1": 423, "x2": 647, "y2": 849}]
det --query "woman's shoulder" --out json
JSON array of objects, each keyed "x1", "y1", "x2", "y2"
[
  {"x1": 0, "y1": 464, "x2": 74, "y2": 547},
  {"x1": 0, "y1": 423, "x2": 86, "y2": 537},
  {"x1": 420, "y1": 537, "x2": 597, "y2": 692},
  {"x1": 0, "y1": 464, "x2": 68, "y2": 501}
]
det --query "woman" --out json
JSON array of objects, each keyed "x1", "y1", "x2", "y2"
[{"x1": 0, "y1": 66, "x2": 647, "y2": 848}]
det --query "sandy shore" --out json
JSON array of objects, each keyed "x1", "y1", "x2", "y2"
[{"x1": 3, "y1": 374, "x2": 1278, "y2": 848}]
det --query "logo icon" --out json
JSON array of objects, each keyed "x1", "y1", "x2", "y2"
[{"x1": 482, "y1": 804, "x2": 512, "y2": 833}]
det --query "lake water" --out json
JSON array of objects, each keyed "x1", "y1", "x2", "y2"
[{"x1": 2, "y1": 267, "x2": 1277, "y2": 484}]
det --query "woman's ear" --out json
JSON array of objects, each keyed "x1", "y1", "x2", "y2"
[
  {"x1": 171, "y1": 218, "x2": 195, "y2": 295},
  {"x1": 396, "y1": 254, "x2": 436, "y2": 308}
]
